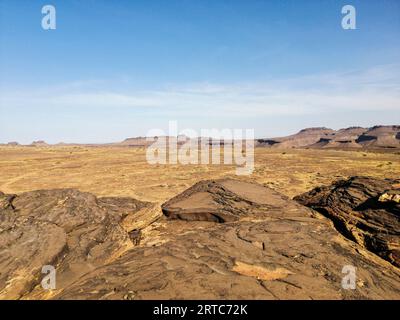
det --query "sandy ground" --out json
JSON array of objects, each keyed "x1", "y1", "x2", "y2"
[{"x1": 0, "y1": 146, "x2": 399, "y2": 202}]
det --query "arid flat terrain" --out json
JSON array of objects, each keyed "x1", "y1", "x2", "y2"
[{"x1": 0, "y1": 146, "x2": 398, "y2": 202}]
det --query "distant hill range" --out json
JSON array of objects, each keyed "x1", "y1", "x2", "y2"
[
  {"x1": 116, "y1": 125, "x2": 400, "y2": 150},
  {"x1": 256, "y1": 125, "x2": 400, "y2": 150},
  {"x1": 2, "y1": 125, "x2": 399, "y2": 150},
  {"x1": 117, "y1": 135, "x2": 190, "y2": 147}
]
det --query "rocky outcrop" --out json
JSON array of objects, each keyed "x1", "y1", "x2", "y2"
[
  {"x1": 294, "y1": 176, "x2": 400, "y2": 268},
  {"x1": 161, "y1": 179, "x2": 292, "y2": 223},
  {"x1": 56, "y1": 179, "x2": 400, "y2": 299},
  {"x1": 1, "y1": 180, "x2": 400, "y2": 300},
  {"x1": 0, "y1": 189, "x2": 154, "y2": 299}
]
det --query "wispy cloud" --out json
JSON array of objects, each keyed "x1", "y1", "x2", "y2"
[{"x1": 1, "y1": 64, "x2": 399, "y2": 117}]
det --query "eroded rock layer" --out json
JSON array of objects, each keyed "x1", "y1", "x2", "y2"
[
  {"x1": 57, "y1": 180, "x2": 400, "y2": 299},
  {"x1": 161, "y1": 179, "x2": 292, "y2": 222},
  {"x1": 1, "y1": 179, "x2": 399, "y2": 300},
  {"x1": 0, "y1": 189, "x2": 154, "y2": 299},
  {"x1": 294, "y1": 176, "x2": 400, "y2": 268}
]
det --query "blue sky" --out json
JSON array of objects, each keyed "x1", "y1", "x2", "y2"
[{"x1": 0, "y1": 0, "x2": 399, "y2": 143}]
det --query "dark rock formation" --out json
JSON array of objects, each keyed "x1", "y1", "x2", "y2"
[
  {"x1": 294, "y1": 176, "x2": 400, "y2": 268},
  {"x1": 256, "y1": 139, "x2": 280, "y2": 146}
]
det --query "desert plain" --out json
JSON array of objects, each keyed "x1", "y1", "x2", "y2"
[{"x1": 1, "y1": 146, "x2": 399, "y2": 202}]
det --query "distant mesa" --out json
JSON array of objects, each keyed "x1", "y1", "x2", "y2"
[
  {"x1": 119, "y1": 136, "x2": 150, "y2": 146},
  {"x1": 354, "y1": 125, "x2": 400, "y2": 148},
  {"x1": 118, "y1": 135, "x2": 190, "y2": 147},
  {"x1": 30, "y1": 140, "x2": 48, "y2": 147},
  {"x1": 7, "y1": 141, "x2": 19, "y2": 146},
  {"x1": 257, "y1": 125, "x2": 400, "y2": 150},
  {"x1": 258, "y1": 127, "x2": 337, "y2": 149}
]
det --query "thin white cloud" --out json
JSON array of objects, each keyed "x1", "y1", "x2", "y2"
[{"x1": 1, "y1": 64, "x2": 399, "y2": 117}]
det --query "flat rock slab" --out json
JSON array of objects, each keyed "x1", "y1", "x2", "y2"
[{"x1": 161, "y1": 179, "x2": 293, "y2": 222}]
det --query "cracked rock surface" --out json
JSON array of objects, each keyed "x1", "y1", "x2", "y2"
[
  {"x1": 294, "y1": 176, "x2": 400, "y2": 268},
  {"x1": 0, "y1": 189, "x2": 154, "y2": 299},
  {"x1": 1, "y1": 179, "x2": 399, "y2": 299}
]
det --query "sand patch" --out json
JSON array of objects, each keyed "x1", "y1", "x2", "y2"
[{"x1": 232, "y1": 261, "x2": 293, "y2": 280}]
